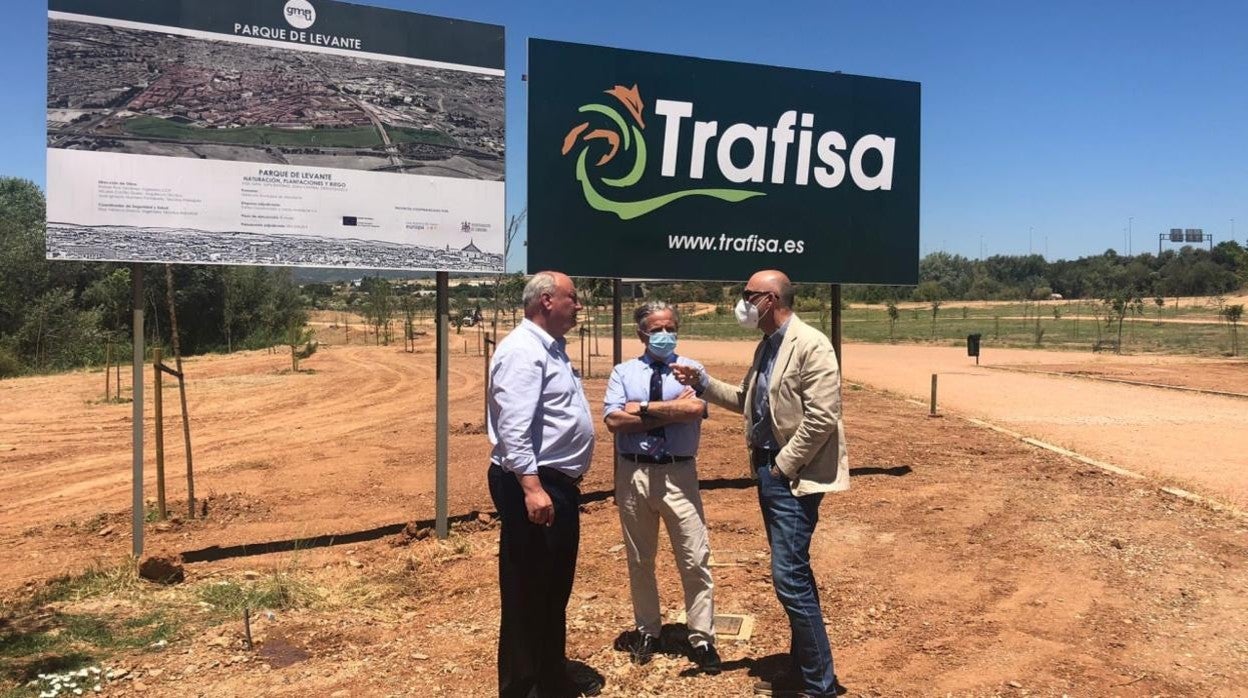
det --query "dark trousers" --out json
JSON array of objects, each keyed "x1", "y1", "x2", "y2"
[
  {"x1": 489, "y1": 464, "x2": 581, "y2": 698},
  {"x1": 756, "y1": 463, "x2": 837, "y2": 696}
]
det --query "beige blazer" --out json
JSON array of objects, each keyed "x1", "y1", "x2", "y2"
[{"x1": 702, "y1": 314, "x2": 849, "y2": 496}]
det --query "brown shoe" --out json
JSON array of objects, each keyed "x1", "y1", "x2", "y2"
[
  {"x1": 753, "y1": 673, "x2": 801, "y2": 695},
  {"x1": 754, "y1": 673, "x2": 843, "y2": 697}
]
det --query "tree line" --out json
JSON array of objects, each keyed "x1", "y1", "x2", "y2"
[
  {"x1": 2, "y1": 174, "x2": 1245, "y2": 377},
  {"x1": 0, "y1": 178, "x2": 308, "y2": 377}
]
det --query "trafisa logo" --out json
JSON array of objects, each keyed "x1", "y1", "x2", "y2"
[
  {"x1": 283, "y1": 0, "x2": 317, "y2": 30},
  {"x1": 561, "y1": 85, "x2": 897, "y2": 220}
]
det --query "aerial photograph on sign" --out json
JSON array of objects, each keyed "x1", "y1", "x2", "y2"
[
  {"x1": 44, "y1": 0, "x2": 506, "y2": 272},
  {"x1": 47, "y1": 20, "x2": 504, "y2": 180}
]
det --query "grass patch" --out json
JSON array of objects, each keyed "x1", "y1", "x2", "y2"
[
  {"x1": 653, "y1": 301, "x2": 1240, "y2": 356},
  {"x1": 20, "y1": 562, "x2": 141, "y2": 610},
  {"x1": 121, "y1": 116, "x2": 455, "y2": 149},
  {"x1": 195, "y1": 572, "x2": 317, "y2": 618},
  {"x1": 0, "y1": 610, "x2": 178, "y2": 689}
]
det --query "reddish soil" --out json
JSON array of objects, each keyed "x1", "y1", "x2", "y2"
[
  {"x1": 820, "y1": 342, "x2": 1248, "y2": 509},
  {"x1": 2, "y1": 334, "x2": 1247, "y2": 696},
  {"x1": 1016, "y1": 361, "x2": 1248, "y2": 395}
]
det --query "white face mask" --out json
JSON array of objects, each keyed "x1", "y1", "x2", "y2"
[{"x1": 734, "y1": 299, "x2": 760, "y2": 329}]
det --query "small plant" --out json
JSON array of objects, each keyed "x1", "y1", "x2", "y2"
[
  {"x1": 885, "y1": 300, "x2": 899, "y2": 343},
  {"x1": 287, "y1": 323, "x2": 318, "y2": 372},
  {"x1": 1223, "y1": 304, "x2": 1243, "y2": 356},
  {"x1": 195, "y1": 570, "x2": 317, "y2": 617}
]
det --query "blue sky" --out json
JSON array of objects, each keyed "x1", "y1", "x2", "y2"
[{"x1": 4, "y1": 0, "x2": 1246, "y2": 270}]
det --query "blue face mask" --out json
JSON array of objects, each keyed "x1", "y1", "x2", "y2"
[{"x1": 646, "y1": 330, "x2": 678, "y2": 359}]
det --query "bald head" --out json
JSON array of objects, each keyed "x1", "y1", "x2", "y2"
[
  {"x1": 523, "y1": 270, "x2": 581, "y2": 338},
  {"x1": 747, "y1": 269, "x2": 795, "y2": 309}
]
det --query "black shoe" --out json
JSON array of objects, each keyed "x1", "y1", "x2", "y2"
[
  {"x1": 690, "y1": 643, "x2": 722, "y2": 675},
  {"x1": 569, "y1": 675, "x2": 603, "y2": 697},
  {"x1": 628, "y1": 633, "x2": 659, "y2": 665},
  {"x1": 550, "y1": 668, "x2": 604, "y2": 697}
]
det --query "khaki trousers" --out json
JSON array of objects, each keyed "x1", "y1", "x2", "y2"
[{"x1": 615, "y1": 455, "x2": 716, "y2": 647}]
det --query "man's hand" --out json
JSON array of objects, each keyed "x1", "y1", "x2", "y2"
[
  {"x1": 678, "y1": 386, "x2": 696, "y2": 400},
  {"x1": 672, "y1": 364, "x2": 703, "y2": 387},
  {"x1": 518, "y1": 474, "x2": 554, "y2": 526}
]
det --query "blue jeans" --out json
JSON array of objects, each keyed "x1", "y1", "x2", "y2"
[{"x1": 756, "y1": 464, "x2": 836, "y2": 696}]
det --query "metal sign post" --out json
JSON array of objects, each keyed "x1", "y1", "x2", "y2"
[
  {"x1": 829, "y1": 283, "x2": 843, "y2": 372},
  {"x1": 130, "y1": 264, "x2": 144, "y2": 558},
  {"x1": 435, "y1": 272, "x2": 450, "y2": 539},
  {"x1": 612, "y1": 279, "x2": 622, "y2": 367}
]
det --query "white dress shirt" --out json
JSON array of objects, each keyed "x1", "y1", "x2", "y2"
[{"x1": 488, "y1": 319, "x2": 596, "y2": 477}]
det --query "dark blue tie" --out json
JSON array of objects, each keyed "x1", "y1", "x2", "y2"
[
  {"x1": 647, "y1": 362, "x2": 667, "y2": 452},
  {"x1": 752, "y1": 339, "x2": 774, "y2": 426}
]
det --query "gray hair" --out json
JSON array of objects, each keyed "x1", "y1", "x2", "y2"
[
  {"x1": 634, "y1": 300, "x2": 680, "y2": 330},
  {"x1": 522, "y1": 272, "x2": 558, "y2": 309}
]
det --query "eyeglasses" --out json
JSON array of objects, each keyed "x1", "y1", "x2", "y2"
[{"x1": 741, "y1": 289, "x2": 772, "y2": 301}]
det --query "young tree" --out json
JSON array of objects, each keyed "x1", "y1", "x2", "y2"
[
  {"x1": 264, "y1": 269, "x2": 308, "y2": 354},
  {"x1": 912, "y1": 281, "x2": 944, "y2": 339},
  {"x1": 83, "y1": 267, "x2": 131, "y2": 398},
  {"x1": 886, "y1": 299, "x2": 899, "y2": 343},
  {"x1": 492, "y1": 210, "x2": 526, "y2": 342},
  {"x1": 1103, "y1": 290, "x2": 1139, "y2": 354},
  {"x1": 364, "y1": 277, "x2": 395, "y2": 345},
  {"x1": 1223, "y1": 304, "x2": 1243, "y2": 356},
  {"x1": 287, "y1": 323, "x2": 318, "y2": 372},
  {"x1": 400, "y1": 293, "x2": 417, "y2": 352}
]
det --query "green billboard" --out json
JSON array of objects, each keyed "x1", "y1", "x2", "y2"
[{"x1": 527, "y1": 39, "x2": 920, "y2": 284}]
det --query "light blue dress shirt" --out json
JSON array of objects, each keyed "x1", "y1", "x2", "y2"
[
  {"x1": 604, "y1": 353, "x2": 706, "y2": 458},
  {"x1": 750, "y1": 318, "x2": 790, "y2": 449},
  {"x1": 488, "y1": 319, "x2": 596, "y2": 477}
]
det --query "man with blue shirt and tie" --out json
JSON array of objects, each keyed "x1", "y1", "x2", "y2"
[
  {"x1": 603, "y1": 301, "x2": 722, "y2": 676},
  {"x1": 674, "y1": 270, "x2": 848, "y2": 698},
  {"x1": 488, "y1": 271, "x2": 601, "y2": 698}
]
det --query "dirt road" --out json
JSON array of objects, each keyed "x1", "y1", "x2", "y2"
[{"x1": 680, "y1": 340, "x2": 1248, "y2": 507}]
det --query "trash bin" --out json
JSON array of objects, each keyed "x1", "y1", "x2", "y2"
[{"x1": 967, "y1": 333, "x2": 982, "y2": 364}]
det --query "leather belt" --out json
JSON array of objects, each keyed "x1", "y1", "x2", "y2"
[
  {"x1": 618, "y1": 453, "x2": 694, "y2": 465},
  {"x1": 750, "y1": 448, "x2": 781, "y2": 467},
  {"x1": 538, "y1": 466, "x2": 584, "y2": 487}
]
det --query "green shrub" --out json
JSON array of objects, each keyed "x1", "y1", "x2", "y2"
[{"x1": 0, "y1": 347, "x2": 22, "y2": 379}]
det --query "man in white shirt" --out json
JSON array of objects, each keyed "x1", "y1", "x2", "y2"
[{"x1": 487, "y1": 271, "x2": 600, "y2": 698}]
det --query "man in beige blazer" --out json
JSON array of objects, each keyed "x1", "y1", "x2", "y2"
[{"x1": 674, "y1": 269, "x2": 847, "y2": 697}]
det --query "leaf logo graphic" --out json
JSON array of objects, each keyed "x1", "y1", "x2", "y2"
[{"x1": 561, "y1": 85, "x2": 764, "y2": 220}]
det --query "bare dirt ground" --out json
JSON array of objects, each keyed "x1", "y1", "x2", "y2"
[
  {"x1": 795, "y1": 342, "x2": 1248, "y2": 509},
  {"x1": 2, "y1": 335, "x2": 1247, "y2": 696}
]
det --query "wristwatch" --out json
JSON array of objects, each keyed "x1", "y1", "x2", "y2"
[{"x1": 639, "y1": 400, "x2": 650, "y2": 416}]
